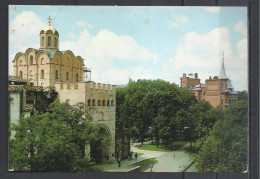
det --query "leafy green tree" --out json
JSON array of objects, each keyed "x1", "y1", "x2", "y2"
[
  {"x1": 9, "y1": 99, "x2": 107, "y2": 171},
  {"x1": 116, "y1": 79, "x2": 197, "y2": 147},
  {"x1": 196, "y1": 100, "x2": 248, "y2": 172},
  {"x1": 237, "y1": 90, "x2": 248, "y2": 102},
  {"x1": 184, "y1": 100, "x2": 220, "y2": 149}
]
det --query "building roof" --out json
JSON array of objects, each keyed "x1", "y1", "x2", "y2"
[
  {"x1": 227, "y1": 80, "x2": 233, "y2": 89},
  {"x1": 116, "y1": 85, "x2": 128, "y2": 89},
  {"x1": 8, "y1": 75, "x2": 26, "y2": 83},
  {"x1": 42, "y1": 25, "x2": 57, "y2": 33},
  {"x1": 219, "y1": 54, "x2": 229, "y2": 80}
]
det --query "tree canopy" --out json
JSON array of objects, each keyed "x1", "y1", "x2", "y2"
[
  {"x1": 195, "y1": 100, "x2": 248, "y2": 172},
  {"x1": 9, "y1": 99, "x2": 107, "y2": 171}
]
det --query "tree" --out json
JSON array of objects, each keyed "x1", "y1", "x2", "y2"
[
  {"x1": 9, "y1": 99, "x2": 108, "y2": 171},
  {"x1": 184, "y1": 100, "x2": 220, "y2": 149},
  {"x1": 116, "y1": 79, "x2": 197, "y2": 147},
  {"x1": 195, "y1": 100, "x2": 248, "y2": 172}
]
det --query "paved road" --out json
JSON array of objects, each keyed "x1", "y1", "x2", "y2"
[
  {"x1": 132, "y1": 142, "x2": 194, "y2": 172},
  {"x1": 100, "y1": 142, "x2": 195, "y2": 172}
]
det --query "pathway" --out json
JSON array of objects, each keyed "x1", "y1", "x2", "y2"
[
  {"x1": 137, "y1": 142, "x2": 194, "y2": 172},
  {"x1": 100, "y1": 142, "x2": 195, "y2": 172}
]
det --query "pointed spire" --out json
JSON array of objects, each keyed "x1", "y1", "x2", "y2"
[{"x1": 219, "y1": 51, "x2": 229, "y2": 80}]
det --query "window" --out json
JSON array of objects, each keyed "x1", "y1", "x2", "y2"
[
  {"x1": 54, "y1": 38, "x2": 57, "y2": 47},
  {"x1": 41, "y1": 37, "x2": 44, "y2": 46},
  {"x1": 92, "y1": 99, "x2": 96, "y2": 106},
  {"x1": 30, "y1": 56, "x2": 33, "y2": 66},
  {"x1": 76, "y1": 74, "x2": 79, "y2": 82},
  {"x1": 107, "y1": 100, "x2": 110, "y2": 106},
  {"x1": 111, "y1": 100, "x2": 114, "y2": 106},
  {"x1": 103, "y1": 100, "x2": 106, "y2": 106},
  {"x1": 98, "y1": 100, "x2": 101, "y2": 106},
  {"x1": 48, "y1": 37, "x2": 51, "y2": 46},
  {"x1": 41, "y1": 70, "x2": 44, "y2": 79},
  {"x1": 55, "y1": 70, "x2": 59, "y2": 79},
  {"x1": 41, "y1": 58, "x2": 44, "y2": 65},
  {"x1": 221, "y1": 99, "x2": 223, "y2": 104},
  {"x1": 19, "y1": 60, "x2": 22, "y2": 66},
  {"x1": 19, "y1": 71, "x2": 23, "y2": 78},
  {"x1": 88, "y1": 99, "x2": 91, "y2": 106},
  {"x1": 66, "y1": 72, "x2": 69, "y2": 81}
]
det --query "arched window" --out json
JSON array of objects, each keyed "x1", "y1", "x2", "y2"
[
  {"x1": 41, "y1": 36, "x2": 45, "y2": 46},
  {"x1": 66, "y1": 72, "x2": 69, "y2": 81},
  {"x1": 76, "y1": 74, "x2": 79, "y2": 82},
  {"x1": 98, "y1": 100, "x2": 101, "y2": 106},
  {"x1": 30, "y1": 56, "x2": 33, "y2": 66},
  {"x1": 19, "y1": 71, "x2": 23, "y2": 78},
  {"x1": 107, "y1": 100, "x2": 110, "y2": 106},
  {"x1": 41, "y1": 58, "x2": 44, "y2": 65},
  {"x1": 88, "y1": 99, "x2": 91, "y2": 106},
  {"x1": 19, "y1": 60, "x2": 22, "y2": 66},
  {"x1": 48, "y1": 37, "x2": 51, "y2": 46},
  {"x1": 92, "y1": 99, "x2": 96, "y2": 106},
  {"x1": 103, "y1": 100, "x2": 106, "y2": 106},
  {"x1": 55, "y1": 70, "x2": 59, "y2": 79},
  {"x1": 111, "y1": 100, "x2": 114, "y2": 106},
  {"x1": 54, "y1": 38, "x2": 57, "y2": 47},
  {"x1": 41, "y1": 70, "x2": 44, "y2": 79}
]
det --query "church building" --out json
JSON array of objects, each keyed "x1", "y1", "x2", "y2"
[
  {"x1": 180, "y1": 53, "x2": 238, "y2": 108},
  {"x1": 10, "y1": 17, "x2": 117, "y2": 163}
]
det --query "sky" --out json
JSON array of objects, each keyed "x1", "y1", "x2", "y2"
[{"x1": 9, "y1": 6, "x2": 248, "y2": 91}]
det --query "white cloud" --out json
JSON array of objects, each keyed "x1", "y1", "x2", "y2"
[
  {"x1": 234, "y1": 21, "x2": 247, "y2": 37},
  {"x1": 77, "y1": 21, "x2": 93, "y2": 29},
  {"x1": 170, "y1": 13, "x2": 188, "y2": 29},
  {"x1": 9, "y1": 11, "x2": 46, "y2": 75},
  {"x1": 162, "y1": 27, "x2": 247, "y2": 91},
  {"x1": 60, "y1": 29, "x2": 158, "y2": 84},
  {"x1": 68, "y1": 32, "x2": 76, "y2": 38},
  {"x1": 200, "y1": 7, "x2": 220, "y2": 13}
]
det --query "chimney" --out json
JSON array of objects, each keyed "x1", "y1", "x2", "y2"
[{"x1": 194, "y1": 73, "x2": 198, "y2": 78}]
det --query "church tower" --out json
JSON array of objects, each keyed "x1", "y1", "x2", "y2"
[{"x1": 39, "y1": 16, "x2": 59, "y2": 50}]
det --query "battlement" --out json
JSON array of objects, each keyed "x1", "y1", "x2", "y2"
[{"x1": 55, "y1": 81, "x2": 116, "y2": 92}]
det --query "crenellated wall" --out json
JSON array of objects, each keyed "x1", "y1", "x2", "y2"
[{"x1": 54, "y1": 81, "x2": 116, "y2": 163}]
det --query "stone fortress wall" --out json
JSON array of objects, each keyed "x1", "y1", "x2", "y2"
[{"x1": 55, "y1": 81, "x2": 116, "y2": 162}]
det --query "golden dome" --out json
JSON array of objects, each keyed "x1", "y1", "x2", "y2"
[{"x1": 42, "y1": 25, "x2": 57, "y2": 33}]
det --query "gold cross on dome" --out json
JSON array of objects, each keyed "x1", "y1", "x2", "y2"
[{"x1": 48, "y1": 16, "x2": 52, "y2": 26}]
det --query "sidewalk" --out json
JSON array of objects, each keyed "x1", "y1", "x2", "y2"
[
  {"x1": 98, "y1": 155, "x2": 148, "y2": 172},
  {"x1": 99, "y1": 142, "x2": 196, "y2": 172}
]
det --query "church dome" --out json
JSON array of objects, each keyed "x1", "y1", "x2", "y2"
[{"x1": 42, "y1": 25, "x2": 57, "y2": 33}]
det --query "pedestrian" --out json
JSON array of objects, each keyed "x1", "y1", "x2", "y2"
[
  {"x1": 118, "y1": 157, "x2": 121, "y2": 167},
  {"x1": 172, "y1": 151, "x2": 175, "y2": 157},
  {"x1": 149, "y1": 163, "x2": 153, "y2": 172},
  {"x1": 135, "y1": 153, "x2": 138, "y2": 160}
]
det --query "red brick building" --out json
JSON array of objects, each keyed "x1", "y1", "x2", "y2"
[{"x1": 180, "y1": 56, "x2": 238, "y2": 108}]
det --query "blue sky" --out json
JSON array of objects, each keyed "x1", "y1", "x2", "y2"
[{"x1": 9, "y1": 6, "x2": 248, "y2": 91}]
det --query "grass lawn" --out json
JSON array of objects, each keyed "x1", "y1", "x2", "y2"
[
  {"x1": 134, "y1": 158, "x2": 158, "y2": 172},
  {"x1": 137, "y1": 152, "x2": 143, "y2": 156},
  {"x1": 139, "y1": 140, "x2": 188, "y2": 152},
  {"x1": 139, "y1": 145, "x2": 172, "y2": 152}
]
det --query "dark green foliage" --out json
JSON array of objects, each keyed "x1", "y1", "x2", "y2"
[
  {"x1": 116, "y1": 79, "x2": 197, "y2": 147},
  {"x1": 237, "y1": 90, "x2": 248, "y2": 102},
  {"x1": 196, "y1": 100, "x2": 248, "y2": 172},
  {"x1": 9, "y1": 99, "x2": 107, "y2": 171}
]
